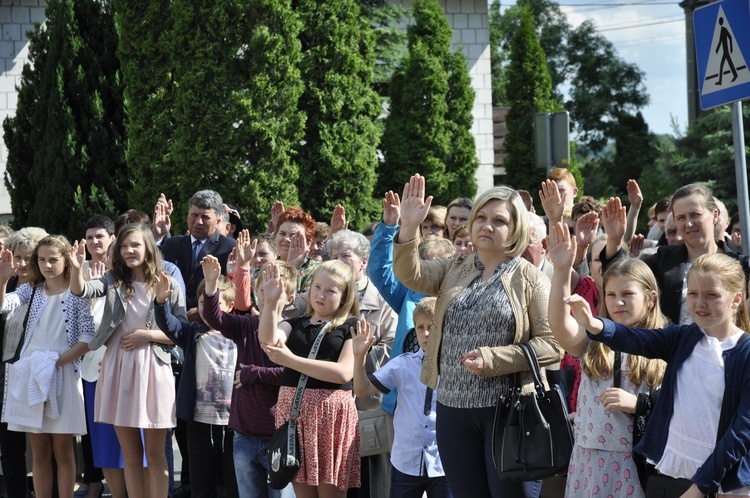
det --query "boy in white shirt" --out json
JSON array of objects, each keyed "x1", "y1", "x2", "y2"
[{"x1": 353, "y1": 297, "x2": 452, "y2": 498}]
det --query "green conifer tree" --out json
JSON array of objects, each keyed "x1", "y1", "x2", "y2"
[
  {"x1": 3, "y1": 0, "x2": 126, "y2": 237},
  {"x1": 379, "y1": 0, "x2": 477, "y2": 205},
  {"x1": 116, "y1": 0, "x2": 175, "y2": 214},
  {"x1": 503, "y1": 6, "x2": 555, "y2": 195},
  {"x1": 294, "y1": 0, "x2": 381, "y2": 229}
]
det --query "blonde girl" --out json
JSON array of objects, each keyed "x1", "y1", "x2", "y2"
[
  {"x1": 259, "y1": 260, "x2": 362, "y2": 498},
  {"x1": 548, "y1": 223, "x2": 667, "y2": 498},
  {"x1": 62, "y1": 223, "x2": 185, "y2": 498},
  {"x1": 567, "y1": 252, "x2": 750, "y2": 498},
  {"x1": 0, "y1": 235, "x2": 94, "y2": 498}
]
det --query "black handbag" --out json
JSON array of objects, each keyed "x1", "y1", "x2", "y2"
[
  {"x1": 493, "y1": 342, "x2": 574, "y2": 481},
  {"x1": 267, "y1": 323, "x2": 330, "y2": 490}
]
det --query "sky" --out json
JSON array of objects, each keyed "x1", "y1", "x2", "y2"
[{"x1": 502, "y1": 0, "x2": 689, "y2": 136}]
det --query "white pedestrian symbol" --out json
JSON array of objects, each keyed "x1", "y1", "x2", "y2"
[{"x1": 702, "y1": 5, "x2": 750, "y2": 95}]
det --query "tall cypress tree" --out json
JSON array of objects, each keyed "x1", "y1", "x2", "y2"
[
  {"x1": 294, "y1": 0, "x2": 382, "y2": 230},
  {"x1": 3, "y1": 0, "x2": 126, "y2": 237},
  {"x1": 116, "y1": 0, "x2": 175, "y2": 214},
  {"x1": 503, "y1": 6, "x2": 555, "y2": 195},
  {"x1": 379, "y1": 0, "x2": 477, "y2": 205}
]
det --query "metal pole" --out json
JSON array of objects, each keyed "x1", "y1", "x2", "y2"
[
  {"x1": 546, "y1": 113, "x2": 553, "y2": 174},
  {"x1": 731, "y1": 101, "x2": 750, "y2": 256}
]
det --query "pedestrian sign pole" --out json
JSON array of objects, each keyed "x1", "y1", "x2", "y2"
[{"x1": 694, "y1": 0, "x2": 750, "y2": 253}]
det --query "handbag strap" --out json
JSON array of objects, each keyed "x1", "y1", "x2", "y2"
[
  {"x1": 613, "y1": 351, "x2": 622, "y2": 389},
  {"x1": 9, "y1": 285, "x2": 36, "y2": 364},
  {"x1": 289, "y1": 322, "x2": 332, "y2": 419},
  {"x1": 518, "y1": 342, "x2": 546, "y2": 397}
]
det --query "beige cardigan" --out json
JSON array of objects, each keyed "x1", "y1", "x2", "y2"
[{"x1": 393, "y1": 234, "x2": 562, "y2": 390}]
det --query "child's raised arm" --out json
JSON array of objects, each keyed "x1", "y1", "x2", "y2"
[
  {"x1": 352, "y1": 319, "x2": 381, "y2": 398},
  {"x1": 154, "y1": 273, "x2": 173, "y2": 305},
  {"x1": 69, "y1": 240, "x2": 87, "y2": 297},
  {"x1": 200, "y1": 255, "x2": 222, "y2": 295},
  {"x1": 601, "y1": 197, "x2": 627, "y2": 260},
  {"x1": 258, "y1": 264, "x2": 292, "y2": 346},
  {"x1": 573, "y1": 212, "x2": 599, "y2": 270},
  {"x1": 548, "y1": 223, "x2": 589, "y2": 357},
  {"x1": 0, "y1": 249, "x2": 17, "y2": 310},
  {"x1": 234, "y1": 230, "x2": 257, "y2": 271}
]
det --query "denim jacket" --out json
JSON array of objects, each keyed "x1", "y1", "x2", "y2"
[
  {"x1": 590, "y1": 319, "x2": 750, "y2": 494},
  {"x1": 368, "y1": 222, "x2": 427, "y2": 414}
]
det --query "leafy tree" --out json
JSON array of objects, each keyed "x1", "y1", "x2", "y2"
[
  {"x1": 565, "y1": 22, "x2": 649, "y2": 153},
  {"x1": 670, "y1": 106, "x2": 750, "y2": 213},
  {"x1": 294, "y1": 0, "x2": 382, "y2": 229},
  {"x1": 503, "y1": 6, "x2": 555, "y2": 196},
  {"x1": 115, "y1": 0, "x2": 175, "y2": 214},
  {"x1": 3, "y1": 0, "x2": 126, "y2": 237},
  {"x1": 490, "y1": 1, "x2": 649, "y2": 155},
  {"x1": 357, "y1": 0, "x2": 408, "y2": 96},
  {"x1": 379, "y1": 0, "x2": 478, "y2": 205},
  {"x1": 141, "y1": 0, "x2": 304, "y2": 232},
  {"x1": 489, "y1": 0, "x2": 569, "y2": 105}
]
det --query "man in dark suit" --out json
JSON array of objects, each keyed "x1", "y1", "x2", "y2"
[
  {"x1": 160, "y1": 190, "x2": 236, "y2": 497},
  {"x1": 161, "y1": 189, "x2": 235, "y2": 321}
]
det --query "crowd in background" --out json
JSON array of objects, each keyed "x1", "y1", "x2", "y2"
[{"x1": 0, "y1": 168, "x2": 748, "y2": 498}]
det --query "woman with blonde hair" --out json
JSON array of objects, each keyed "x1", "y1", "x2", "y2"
[{"x1": 393, "y1": 174, "x2": 562, "y2": 497}]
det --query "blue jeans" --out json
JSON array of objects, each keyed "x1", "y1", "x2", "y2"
[
  {"x1": 390, "y1": 466, "x2": 453, "y2": 498},
  {"x1": 233, "y1": 432, "x2": 295, "y2": 498}
]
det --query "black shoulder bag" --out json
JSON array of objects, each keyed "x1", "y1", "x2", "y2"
[
  {"x1": 268, "y1": 323, "x2": 331, "y2": 490},
  {"x1": 493, "y1": 342, "x2": 574, "y2": 480}
]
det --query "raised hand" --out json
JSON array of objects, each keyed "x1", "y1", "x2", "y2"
[
  {"x1": 235, "y1": 230, "x2": 257, "y2": 269},
  {"x1": 628, "y1": 234, "x2": 645, "y2": 258},
  {"x1": 287, "y1": 232, "x2": 309, "y2": 269},
  {"x1": 601, "y1": 197, "x2": 626, "y2": 244},
  {"x1": 154, "y1": 272, "x2": 173, "y2": 304},
  {"x1": 267, "y1": 201, "x2": 285, "y2": 234},
  {"x1": 626, "y1": 179, "x2": 643, "y2": 210},
  {"x1": 0, "y1": 249, "x2": 16, "y2": 282},
  {"x1": 330, "y1": 205, "x2": 348, "y2": 234},
  {"x1": 351, "y1": 319, "x2": 375, "y2": 359},
  {"x1": 400, "y1": 174, "x2": 433, "y2": 231},
  {"x1": 201, "y1": 255, "x2": 222, "y2": 286},
  {"x1": 382, "y1": 191, "x2": 401, "y2": 227},
  {"x1": 539, "y1": 180, "x2": 565, "y2": 224},
  {"x1": 86, "y1": 260, "x2": 107, "y2": 281},
  {"x1": 575, "y1": 212, "x2": 600, "y2": 248},
  {"x1": 547, "y1": 222, "x2": 577, "y2": 272},
  {"x1": 261, "y1": 263, "x2": 284, "y2": 306},
  {"x1": 152, "y1": 194, "x2": 172, "y2": 241},
  {"x1": 69, "y1": 240, "x2": 87, "y2": 271}
]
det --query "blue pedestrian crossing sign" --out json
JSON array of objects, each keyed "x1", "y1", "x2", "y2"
[{"x1": 694, "y1": 0, "x2": 750, "y2": 109}]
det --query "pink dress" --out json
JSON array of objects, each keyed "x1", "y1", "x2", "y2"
[{"x1": 94, "y1": 282, "x2": 175, "y2": 428}]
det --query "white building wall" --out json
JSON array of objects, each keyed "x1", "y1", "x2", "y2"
[
  {"x1": 387, "y1": 0, "x2": 495, "y2": 196},
  {"x1": 0, "y1": 0, "x2": 46, "y2": 221}
]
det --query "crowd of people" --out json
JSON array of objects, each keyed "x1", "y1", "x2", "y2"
[{"x1": 0, "y1": 169, "x2": 748, "y2": 498}]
